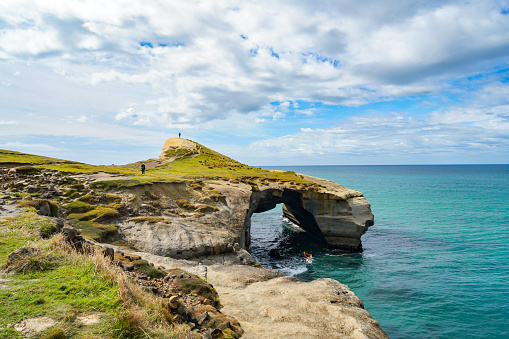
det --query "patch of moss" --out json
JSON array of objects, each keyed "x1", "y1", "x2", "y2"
[
  {"x1": 132, "y1": 259, "x2": 166, "y2": 279},
  {"x1": 64, "y1": 201, "x2": 96, "y2": 214},
  {"x1": 68, "y1": 207, "x2": 119, "y2": 223},
  {"x1": 90, "y1": 179, "x2": 144, "y2": 191},
  {"x1": 70, "y1": 183, "x2": 85, "y2": 191},
  {"x1": 76, "y1": 193, "x2": 95, "y2": 203},
  {"x1": 64, "y1": 177, "x2": 77, "y2": 185},
  {"x1": 170, "y1": 269, "x2": 218, "y2": 304},
  {"x1": 64, "y1": 188, "x2": 78, "y2": 197},
  {"x1": 15, "y1": 166, "x2": 41, "y2": 175}
]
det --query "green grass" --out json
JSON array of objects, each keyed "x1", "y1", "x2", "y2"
[
  {"x1": 2, "y1": 140, "x2": 315, "y2": 190},
  {"x1": 64, "y1": 201, "x2": 97, "y2": 214},
  {"x1": 0, "y1": 215, "x2": 119, "y2": 338},
  {"x1": 0, "y1": 149, "x2": 70, "y2": 166},
  {"x1": 1, "y1": 211, "x2": 58, "y2": 238},
  {"x1": 18, "y1": 200, "x2": 59, "y2": 218},
  {"x1": 0, "y1": 212, "x2": 192, "y2": 338}
]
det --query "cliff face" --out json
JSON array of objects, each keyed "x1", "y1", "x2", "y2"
[
  {"x1": 117, "y1": 176, "x2": 374, "y2": 258},
  {"x1": 114, "y1": 138, "x2": 375, "y2": 256}
]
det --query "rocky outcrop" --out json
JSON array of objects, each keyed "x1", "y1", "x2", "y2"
[
  {"x1": 116, "y1": 248, "x2": 388, "y2": 339},
  {"x1": 114, "y1": 170, "x2": 373, "y2": 256},
  {"x1": 246, "y1": 175, "x2": 374, "y2": 252},
  {"x1": 116, "y1": 175, "x2": 374, "y2": 258}
]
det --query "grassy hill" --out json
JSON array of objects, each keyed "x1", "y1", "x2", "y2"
[{"x1": 0, "y1": 139, "x2": 314, "y2": 188}]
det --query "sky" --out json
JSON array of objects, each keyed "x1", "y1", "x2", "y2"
[{"x1": 1, "y1": 0, "x2": 509, "y2": 166}]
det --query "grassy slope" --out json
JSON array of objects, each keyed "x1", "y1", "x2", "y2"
[
  {"x1": 0, "y1": 141, "x2": 314, "y2": 188},
  {"x1": 0, "y1": 211, "x2": 189, "y2": 338}
]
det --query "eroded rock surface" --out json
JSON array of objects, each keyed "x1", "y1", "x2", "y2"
[{"x1": 117, "y1": 249, "x2": 388, "y2": 339}]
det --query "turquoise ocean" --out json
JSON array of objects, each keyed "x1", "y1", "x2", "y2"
[{"x1": 250, "y1": 165, "x2": 509, "y2": 338}]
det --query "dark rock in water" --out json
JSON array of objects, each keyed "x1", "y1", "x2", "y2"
[{"x1": 268, "y1": 249, "x2": 290, "y2": 259}]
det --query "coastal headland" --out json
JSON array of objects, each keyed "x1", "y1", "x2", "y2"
[{"x1": 0, "y1": 139, "x2": 387, "y2": 338}]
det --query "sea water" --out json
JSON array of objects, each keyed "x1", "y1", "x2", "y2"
[{"x1": 250, "y1": 165, "x2": 509, "y2": 339}]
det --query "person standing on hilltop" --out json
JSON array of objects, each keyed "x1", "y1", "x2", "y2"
[
  {"x1": 179, "y1": 132, "x2": 181, "y2": 138},
  {"x1": 141, "y1": 163, "x2": 146, "y2": 174}
]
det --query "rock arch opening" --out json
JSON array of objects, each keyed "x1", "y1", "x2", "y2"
[
  {"x1": 240, "y1": 186, "x2": 374, "y2": 253},
  {"x1": 242, "y1": 189, "x2": 327, "y2": 251}
]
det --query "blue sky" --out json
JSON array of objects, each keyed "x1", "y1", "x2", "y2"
[{"x1": 1, "y1": 0, "x2": 509, "y2": 166}]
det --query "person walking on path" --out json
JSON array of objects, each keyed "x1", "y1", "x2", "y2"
[{"x1": 141, "y1": 163, "x2": 146, "y2": 174}]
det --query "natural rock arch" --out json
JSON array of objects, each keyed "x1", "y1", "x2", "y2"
[{"x1": 241, "y1": 181, "x2": 374, "y2": 252}]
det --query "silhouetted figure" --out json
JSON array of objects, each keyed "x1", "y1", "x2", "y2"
[
  {"x1": 179, "y1": 132, "x2": 181, "y2": 138},
  {"x1": 141, "y1": 163, "x2": 146, "y2": 174}
]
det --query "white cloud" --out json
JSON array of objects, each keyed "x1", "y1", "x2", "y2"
[
  {"x1": 251, "y1": 102, "x2": 509, "y2": 161},
  {"x1": 0, "y1": 141, "x2": 65, "y2": 152},
  {"x1": 0, "y1": 0, "x2": 508, "y2": 164}
]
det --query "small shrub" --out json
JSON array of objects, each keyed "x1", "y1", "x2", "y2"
[{"x1": 64, "y1": 201, "x2": 96, "y2": 214}]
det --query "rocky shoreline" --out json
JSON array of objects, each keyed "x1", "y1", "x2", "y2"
[{"x1": 0, "y1": 140, "x2": 388, "y2": 338}]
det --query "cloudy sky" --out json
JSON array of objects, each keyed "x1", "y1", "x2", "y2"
[{"x1": 1, "y1": 0, "x2": 509, "y2": 166}]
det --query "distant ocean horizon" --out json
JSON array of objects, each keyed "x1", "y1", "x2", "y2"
[{"x1": 251, "y1": 164, "x2": 509, "y2": 338}]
